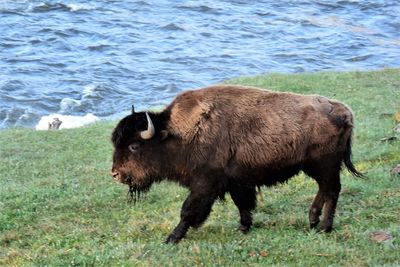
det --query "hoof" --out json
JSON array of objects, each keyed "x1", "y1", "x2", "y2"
[
  {"x1": 320, "y1": 226, "x2": 333, "y2": 233},
  {"x1": 315, "y1": 225, "x2": 334, "y2": 233},
  {"x1": 310, "y1": 221, "x2": 319, "y2": 229},
  {"x1": 165, "y1": 234, "x2": 181, "y2": 244},
  {"x1": 238, "y1": 225, "x2": 250, "y2": 234}
]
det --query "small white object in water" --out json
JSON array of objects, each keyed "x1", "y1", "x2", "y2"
[{"x1": 36, "y1": 113, "x2": 99, "y2": 130}]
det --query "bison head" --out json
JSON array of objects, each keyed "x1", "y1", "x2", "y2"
[{"x1": 111, "y1": 108, "x2": 169, "y2": 202}]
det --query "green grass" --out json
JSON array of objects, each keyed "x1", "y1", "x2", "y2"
[{"x1": 1, "y1": 69, "x2": 399, "y2": 266}]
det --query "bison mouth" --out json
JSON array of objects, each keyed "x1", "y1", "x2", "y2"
[{"x1": 126, "y1": 177, "x2": 153, "y2": 204}]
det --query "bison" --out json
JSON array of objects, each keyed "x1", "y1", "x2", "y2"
[{"x1": 111, "y1": 85, "x2": 363, "y2": 243}]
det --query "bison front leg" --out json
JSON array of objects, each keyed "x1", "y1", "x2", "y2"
[
  {"x1": 309, "y1": 189, "x2": 324, "y2": 229},
  {"x1": 229, "y1": 184, "x2": 257, "y2": 233},
  {"x1": 165, "y1": 189, "x2": 218, "y2": 244}
]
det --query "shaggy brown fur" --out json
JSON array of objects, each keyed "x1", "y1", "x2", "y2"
[{"x1": 111, "y1": 85, "x2": 363, "y2": 244}]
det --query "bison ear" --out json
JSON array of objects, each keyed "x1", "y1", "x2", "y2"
[{"x1": 159, "y1": 130, "x2": 169, "y2": 141}]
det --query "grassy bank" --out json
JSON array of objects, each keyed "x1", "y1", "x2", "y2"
[{"x1": 1, "y1": 69, "x2": 399, "y2": 266}]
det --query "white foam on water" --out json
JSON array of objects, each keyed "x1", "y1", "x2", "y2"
[
  {"x1": 67, "y1": 3, "x2": 95, "y2": 12},
  {"x1": 59, "y1": 98, "x2": 81, "y2": 113},
  {"x1": 35, "y1": 113, "x2": 99, "y2": 130},
  {"x1": 82, "y1": 84, "x2": 98, "y2": 98},
  {"x1": 58, "y1": 83, "x2": 100, "y2": 114}
]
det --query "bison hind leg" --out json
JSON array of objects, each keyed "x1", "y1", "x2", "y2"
[{"x1": 303, "y1": 158, "x2": 342, "y2": 232}]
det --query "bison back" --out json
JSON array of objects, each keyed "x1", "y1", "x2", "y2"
[{"x1": 167, "y1": 85, "x2": 353, "y2": 171}]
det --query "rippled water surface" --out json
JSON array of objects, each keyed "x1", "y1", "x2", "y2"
[{"x1": 1, "y1": 0, "x2": 399, "y2": 128}]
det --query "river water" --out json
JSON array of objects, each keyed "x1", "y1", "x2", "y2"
[{"x1": 1, "y1": 0, "x2": 399, "y2": 128}]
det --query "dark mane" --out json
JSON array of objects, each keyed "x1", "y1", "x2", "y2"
[
  {"x1": 111, "y1": 110, "x2": 171, "y2": 147},
  {"x1": 111, "y1": 115, "x2": 136, "y2": 147}
]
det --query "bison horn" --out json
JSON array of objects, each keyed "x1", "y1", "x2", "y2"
[
  {"x1": 131, "y1": 105, "x2": 135, "y2": 114},
  {"x1": 140, "y1": 112, "x2": 155, "y2": 140}
]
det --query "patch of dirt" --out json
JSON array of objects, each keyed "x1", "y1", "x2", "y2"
[{"x1": 369, "y1": 231, "x2": 394, "y2": 243}]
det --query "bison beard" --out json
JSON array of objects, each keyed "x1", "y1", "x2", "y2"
[
  {"x1": 111, "y1": 85, "x2": 364, "y2": 244},
  {"x1": 127, "y1": 181, "x2": 151, "y2": 204}
]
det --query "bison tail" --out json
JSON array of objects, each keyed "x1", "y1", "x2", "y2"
[{"x1": 343, "y1": 134, "x2": 365, "y2": 178}]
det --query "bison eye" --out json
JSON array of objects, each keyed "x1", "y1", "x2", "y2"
[{"x1": 128, "y1": 143, "x2": 140, "y2": 153}]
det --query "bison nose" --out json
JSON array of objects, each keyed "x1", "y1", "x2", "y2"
[{"x1": 111, "y1": 170, "x2": 120, "y2": 180}]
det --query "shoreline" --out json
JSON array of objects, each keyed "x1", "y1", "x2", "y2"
[{"x1": 1, "y1": 68, "x2": 398, "y2": 132}]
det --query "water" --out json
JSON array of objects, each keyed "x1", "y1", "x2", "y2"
[{"x1": 1, "y1": 0, "x2": 399, "y2": 129}]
